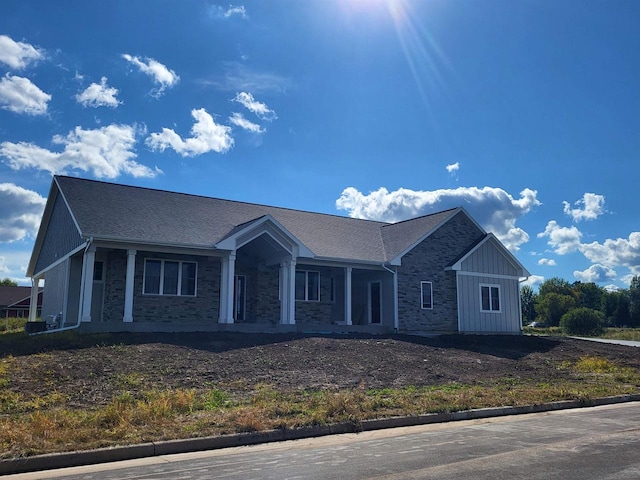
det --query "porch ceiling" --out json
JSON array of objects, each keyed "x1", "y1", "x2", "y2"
[{"x1": 239, "y1": 233, "x2": 289, "y2": 264}]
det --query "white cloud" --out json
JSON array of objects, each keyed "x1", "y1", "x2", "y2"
[
  {"x1": 228, "y1": 112, "x2": 264, "y2": 133},
  {"x1": 574, "y1": 264, "x2": 617, "y2": 283},
  {"x1": 336, "y1": 186, "x2": 540, "y2": 251},
  {"x1": 0, "y1": 74, "x2": 51, "y2": 116},
  {"x1": 146, "y1": 108, "x2": 234, "y2": 156},
  {"x1": 76, "y1": 77, "x2": 121, "y2": 108},
  {"x1": 0, "y1": 251, "x2": 33, "y2": 285},
  {"x1": 200, "y1": 62, "x2": 291, "y2": 94},
  {"x1": 0, "y1": 35, "x2": 44, "y2": 69},
  {"x1": 563, "y1": 193, "x2": 605, "y2": 222},
  {"x1": 521, "y1": 275, "x2": 544, "y2": 289},
  {"x1": 538, "y1": 258, "x2": 556, "y2": 266},
  {"x1": 0, "y1": 183, "x2": 46, "y2": 243},
  {"x1": 232, "y1": 92, "x2": 277, "y2": 121},
  {"x1": 537, "y1": 220, "x2": 582, "y2": 255},
  {"x1": 579, "y1": 233, "x2": 640, "y2": 275},
  {"x1": 122, "y1": 54, "x2": 180, "y2": 97},
  {"x1": 446, "y1": 162, "x2": 459, "y2": 174},
  {"x1": 1, "y1": 124, "x2": 160, "y2": 179},
  {"x1": 217, "y1": 5, "x2": 248, "y2": 18}
]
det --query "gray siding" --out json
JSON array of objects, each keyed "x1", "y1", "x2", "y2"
[
  {"x1": 41, "y1": 260, "x2": 68, "y2": 321},
  {"x1": 457, "y1": 274, "x2": 521, "y2": 333},
  {"x1": 35, "y1": 193, "x2": 83, "y2": 275},
  {"x1": 397, "y1": 211, "x2": 484, "y2": 333},
  {"x1": 460, "y1": 240, "x2": 519, "y2": 276}
]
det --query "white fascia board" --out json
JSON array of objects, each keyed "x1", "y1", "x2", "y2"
[
  {"x1": 215, "y1": 214, "x2": 314, "y2": 258},
  {"x1": 387, "y1": 208, "x2": 471, "y2": 265}
]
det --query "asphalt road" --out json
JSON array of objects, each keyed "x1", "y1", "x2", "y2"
[{"x1": 8, "y1": 402, "x2": 640, "y2": 480}]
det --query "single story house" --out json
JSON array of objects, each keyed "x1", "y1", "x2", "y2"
[
  {"x1": 0, "y1": 286, "x2": 42, "y2": 319},
  {"x1": 26, "y1": 176, "x2": 530, "y2": 334}
]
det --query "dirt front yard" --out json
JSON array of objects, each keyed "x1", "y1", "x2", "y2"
[{"x1": 4, "y1": 332, "x2": 639, "y2": 410}]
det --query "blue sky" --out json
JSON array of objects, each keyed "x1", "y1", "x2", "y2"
[{"x1": 1, "y1": 0, "x2": 639, "y2": 289}]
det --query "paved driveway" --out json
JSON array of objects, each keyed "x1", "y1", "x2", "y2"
[{"x1": 570, "y1": 337, "x2": 640, "y2": 347}]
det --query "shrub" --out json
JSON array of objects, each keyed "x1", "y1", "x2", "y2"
[{"x1": 560, "y1": 308, "x2": 605, "y2": 336}]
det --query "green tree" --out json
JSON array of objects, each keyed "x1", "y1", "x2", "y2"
[
  {"x1": 520, "y1": 285, "x2": 537, "y2": 325},
  {"x1": 602, "y1": 289, "x2": 631, "y2": 327},
  {"x1": 628, "y1": 276, "x2": 640, "y2": 327},
  {"x1": 538, "y1": 277, "x2": 576, "y2": 300},
  {"x1": 572, "y1": 282, "x2": 604, "y2": 311},
  {"x1": 535, "y1": 292, "x2": 577, "y2": 327},
  {"x1": 560, "y1": 307, "x2": 605, "y2": 336},
  {"x1": 0, "y1": 278, "x2": 18, "y2": 287}
]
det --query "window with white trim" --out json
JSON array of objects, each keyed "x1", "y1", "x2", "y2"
[
  {"x1": 421, "y1": 281, "x2": 433, "y2": 309},
  {"x1": 143, "y1": 259, "x2": 197, "y2": 296},
  {"x1": 295, "y1": 270, "x2": 320, "y2": 301},
  {"x1": 480, "y1": 284, "x2": 500, "y2": 312}
]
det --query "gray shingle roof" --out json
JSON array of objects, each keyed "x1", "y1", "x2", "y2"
[{"x1": 54, "y1": 176, "x2": 464, "y2": 264}]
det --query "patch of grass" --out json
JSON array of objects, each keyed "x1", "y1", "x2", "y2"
[
  {"x1": 113, "y1": 372, "x2": 144, "y2": 388},
  {"x1": 0, "y1": 317, "x2": 27, "y2": 334},
  {"x1": 574, "y1": 356, "x2": 616, "y2": 373},
  {"x1": 522, "y1": 326, "x2": 562, "y2": 336},
  {"x1": 2, "y1": 369, "x2": 639, "y2": 460},
  {"x1": 523, "y1": 326, "x2": 640, "y2": 341},
  {"x1": 600, "y1": 328, "x2": 640, "y2": 342}
]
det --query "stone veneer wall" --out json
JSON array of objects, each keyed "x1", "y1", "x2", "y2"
[
  {"x1": 122, "y1": 251, "x2": 221, "y2": 323},
  {"x1": 397, "y1": 212, "x2": 484, "y2": 332},
  {"x1": 102, "y1": 250, "x2": 126, "y2": 322},
  {"x1": 254, "y1": 265, "x2": 280, "y2": 324}
]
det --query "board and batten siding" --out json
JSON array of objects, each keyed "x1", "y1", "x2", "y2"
[
  {"x1": 34, "y1": 193, "x2": 84, "y2": 275},
  {"x1": 40, "y1": 259, "x2": 68, "y2": 321},
  {"x1": 459, "y1": 239, "x2": 519, "y2": 276},
  {"x1": 457, "y1": 275, "x2": 521, "y2": 333}
]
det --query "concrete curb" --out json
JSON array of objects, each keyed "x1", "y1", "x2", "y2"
[{"x1": 2, "y1": 394, "x2": 639, "y2": 476}]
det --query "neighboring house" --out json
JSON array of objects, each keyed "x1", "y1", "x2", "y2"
[
  {"x1": 0, "y1": 286, "x2": 42, "y2": 318},
  {"x1": 27, "y1": 176, "x2": 530, "y2": 334}
]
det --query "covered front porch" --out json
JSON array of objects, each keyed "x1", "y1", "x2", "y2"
[{"x1": 32, "y1": 216, "x2": 397, "y2": 334}]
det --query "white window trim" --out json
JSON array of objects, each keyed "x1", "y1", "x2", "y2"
[
  {"x1": 480, "y1": 283, "x2": 501, "y2": 313},
  {"x1": 143, "y1": 259, "x2": 197, "y2": 297},
  {"x1": 296, "y1": 270, "x2": 320, "y2": 302},
  {"x1": 420, "y1": 281, "x2": 433, "y2": 310}
]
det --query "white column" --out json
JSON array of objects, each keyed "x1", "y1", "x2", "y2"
[
  {"x1": 279, "y1": 262, "x2": 288, "y2": 325},
  {"x1": 80, "y1": 246, "x2": 96, "y2": 322},
  {"x1": 345, "y1": 267, "x2": 352, "y2": 325},
  {"x1": 287, "y1": 259, "x2": 296, "y2": 325},
  {"x1": 123, "y1": 249, "x2": 136, "y2": 322},
  {"x1": 219, "y1": 253, "x2": 236, "y2": 324},
  {"x1": 28, "y1": 277, "x2": 40, "y2": 322}
]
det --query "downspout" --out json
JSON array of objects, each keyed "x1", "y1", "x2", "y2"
[
  {"x1": 382, "y1": 263, "x2": 399, "y2": 332},
  {"x1": 33, "y1": 238, "x2": 93, "y2": 335}
]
